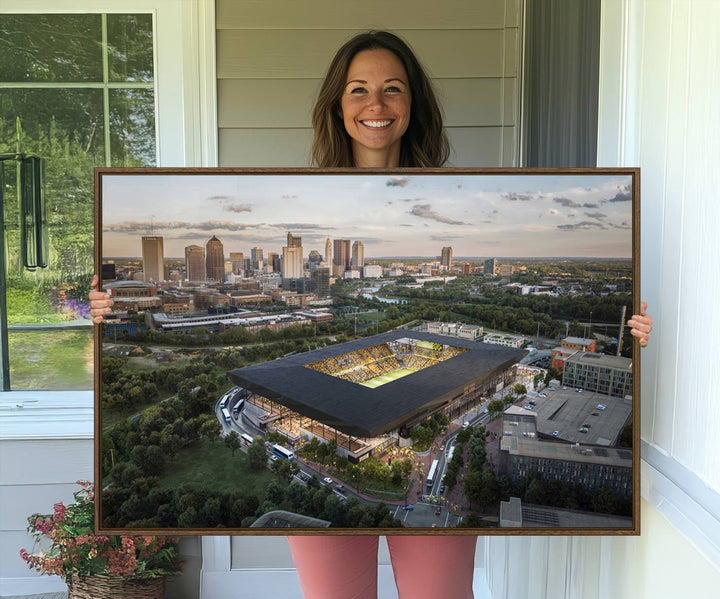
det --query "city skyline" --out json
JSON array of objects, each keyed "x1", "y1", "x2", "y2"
[{"x1": 101, "y1": 173, "x2": 634, "y2": 259}]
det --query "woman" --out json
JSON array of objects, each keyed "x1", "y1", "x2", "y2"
[{"x1": 90, "y1": 31, "x2": 653, "y2": 599}]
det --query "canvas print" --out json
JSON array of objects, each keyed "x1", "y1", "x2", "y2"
[{"x1": 95, "y1": 168, "x2": 639, "y2": 534}]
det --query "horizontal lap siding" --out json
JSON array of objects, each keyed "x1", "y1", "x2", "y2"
[{"x1": 216, "y1": 0, "x2": 521, "y2": 168}]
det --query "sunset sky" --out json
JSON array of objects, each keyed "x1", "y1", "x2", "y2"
[{"x1": 101, "y1": 172, "x2": 634, "y2": 260}]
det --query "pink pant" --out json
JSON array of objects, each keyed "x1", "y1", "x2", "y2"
[{"x1": 287, "y1": 535, "x2": 477, "y2": 599}]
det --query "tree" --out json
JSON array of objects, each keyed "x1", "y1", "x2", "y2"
[
  {"x1": 247, "y1": 439, "x2": 269, "y2": 471},
  {"x1": 487, "y1": 399, "x2": 505, "y2": 416},
  {"x1": 513, "y1": 383, "x2": 527, "y2": 396},
  {"x1": 224, "y1": 431, "x2": 242, "y2": 456}
]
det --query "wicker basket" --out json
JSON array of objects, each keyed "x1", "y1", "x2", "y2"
[{"x1": 67, "y1": 575, "x2": 165, "y2": 599}]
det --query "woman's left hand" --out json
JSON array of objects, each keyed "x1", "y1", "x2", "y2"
[{"x1": 627, "y1": 301, "x2": 653, "y2": 348}]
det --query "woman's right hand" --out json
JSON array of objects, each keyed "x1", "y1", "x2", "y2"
[{"x1": 89, "y1": 274, "x2": 113, "y2": 324}]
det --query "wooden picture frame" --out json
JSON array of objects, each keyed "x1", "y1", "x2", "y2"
[{"x1": 95, "y1": 167, "x2": 640, "y2": 536}]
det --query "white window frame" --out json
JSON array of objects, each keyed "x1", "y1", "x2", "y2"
[
  {"x1": 0, "y1": 0, "x2": 216, "y2": 405},
  {"x1": 597, "y1": 0, "x2": 720, "y2": 568},
  {"x1": 0, "y1": 5, "x2": 215, "y2": 594}
]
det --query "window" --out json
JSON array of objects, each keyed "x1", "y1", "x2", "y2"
[{"x1": 0, "y1": 13, "x2": 156, "y2": 390}]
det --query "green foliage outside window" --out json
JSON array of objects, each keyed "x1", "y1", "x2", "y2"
[{"x1": 0, "y1": 13, "x2": 156, "y2": 389}]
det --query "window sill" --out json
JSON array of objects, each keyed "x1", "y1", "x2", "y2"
[
  {"x1": 0, "y1": 391, "x2": 93, "y2": 440},
  {"x1": 641, "y1": 440, "x2": 720, "y2": 567}
]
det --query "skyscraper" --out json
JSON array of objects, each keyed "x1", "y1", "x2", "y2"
[
  {"x1": 229, "y1": 252, "x2": 244, "y2": 275},
  {"x1": 484, "y1": 258, "x2": 497, "y2": 276},
  {"x1": 311, "y1": 267, "x2": 330, "y2": 297},
  {"x1": 325, "y1": 237, "x2": 332, "y2": 266},
  {"x1": 142, "y1": 236, "x2": 164, "y2": 283},
  {"x1": 287, "y1": 232, "x2": 302, "y2": 248},
  {"x1": 441, "y1": 246, "x2": 453, "y2": 270},
  {"x1": 206, "y1": 236, "x2": 225, "y2": 281},
  {"x1": 282, "y1": 246, "x2": 303, "y2": 279},
  {"x1": 282, "y1": 232, "x2": 304, "y2": 279},
  {"x1": 266, "y1": 252, "x2": 280, "y2": 272},
  {"x1": 333, "y1": 239, "x2": 351, "y2": 276},
  {"x1": 251, "y1": 247, "x2": 264, "y2": 269},
  {"x1": 351, "y1": 240, "x2": 365, "y2": 269},
  {"x1": 185, "y1": 245, "x2": 205, "y2": 281}
]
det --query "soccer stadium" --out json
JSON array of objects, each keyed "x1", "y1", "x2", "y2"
[{"x1": 228, "y1": 331, "x2": 527, "y2": 462}]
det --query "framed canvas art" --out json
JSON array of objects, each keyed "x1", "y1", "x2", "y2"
[{"x1": 95, "y1": 167, "x2": 640, "y2": 535}]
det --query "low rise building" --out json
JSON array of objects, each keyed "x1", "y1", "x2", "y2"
[
  {"x1": 483, "y1": 332, "x2": 525, "y2": 348},
  {"x1": 562, "y1": 353, "x2": 632, "y2": 398}
]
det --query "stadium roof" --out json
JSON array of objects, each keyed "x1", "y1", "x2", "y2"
[{"x1": 228, "y1": 331, "x2": 527, "y2": 438}]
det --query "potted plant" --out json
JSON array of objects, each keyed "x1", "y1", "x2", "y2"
[{"x1": 20, "y1": 481, "x2": 182, "y2": 599}]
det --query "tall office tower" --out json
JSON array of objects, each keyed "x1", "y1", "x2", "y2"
[
  {"x1": 462, "y1": 263, "x2": 472, "y2": 275},
  {"x1": 229, "y1": 252, "x2": 245, "y2": 274},
  {"x1": 311, "y1": 267, "x2": 330, "y2": 297},
  {"x1": 206, "y1": 235, "x2": 225, "y2": 281},
  {"x1": 251, "y1": 247, "x2": 264, "y2": 269},
  {"x1": 185, "y1": 245, "x2": 206, "y2": 281},
  {"x1": 441, "y1": 246, "x2": 453, "y2": 269},
  {"x1": 287, "y1": 232, "x2": 302, "y2": 248},
  {"x1": 266, "y1": 252, "x2": 280, "y2": 272},
  {"x1": 308, "y1": 250, "x2": 322, "y2": 268},
  {"x1": 282, "y1": 245, "x2": 303, "y2": 279},
  {"x1": 351, "y1": 240, "x2": 365, "y2": 269},
  {"x1": 142, "y1": 236, "x2": 164, "y2": 283},
  {"x1": 333, "y1": 239, "x2": 351, "y2": 276},
  {"x1": 484, "y1": 257, "x2": 497, "y2": 276},
  {"x1": 325, "y1": 237, "x2": 332, "y2": 265}
]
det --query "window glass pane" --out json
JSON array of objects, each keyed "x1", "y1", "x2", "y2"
[
  {"x1": 9, "y1": 330, "x2": 93, "y2": 390},
  {"x1": 109, "y1": 88, "x2": 156, "y2": 167},
  {"x1": 107, "y1": 14, "x2": 154, "y2": 83},
  {"x1": 1, "y1": 13, "x2": 156, "y2": 391},
  {"x1": 0, "y1": 14, "x2": 103, "y2": 82}
]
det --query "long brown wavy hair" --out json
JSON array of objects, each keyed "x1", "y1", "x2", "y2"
[{"x1": 311, "y1": 31, "x2": 449, "y2": 168}]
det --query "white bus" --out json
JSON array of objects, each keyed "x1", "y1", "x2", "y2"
[
  {"x1": 219, "y1": 396, "x2": 228, "y2": 409},
  {"x1": 427, "y1": 459, "x2": 439, "y2": 488},
  {"x1": 272, "y1": 444, "x2": 295, "y2": 461},
  {"x1": 240, "y1": 433, "x2": 254, "y2": 446},
  {"x1": 221, "y1": 408, "x2": 231, "y2": 423}
]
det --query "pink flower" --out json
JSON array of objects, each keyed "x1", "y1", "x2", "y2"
[
  {"x1": 19, "y1": 548, "x2": 29, "y2": 562},
  {"x1": 121, "y1": 537, "x2": 135, "y2": 549},
  {"x1": 53, "y1": 502, "x2": 66, "y2": 522}
]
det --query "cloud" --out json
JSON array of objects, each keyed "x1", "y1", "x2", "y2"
[
  {"x1": 270, "y1": 223, "x2": 334, "y2": 231},
  {"x1": 549, "y1": 209, "x2": 559, "y2": 215},
  {"x1": 585, "y1": 212, "x2": 607, "y2": 219},
  {"x1": 408, "y1": 203, "x2": 467, "y2": 225},
  {"x1": 502, "y1": 192, "x2": 535, "y2": 201},
  {"x1": 282, "y1": 194, "x2": 298, "y2": 199},
  {"x1": 605, "y1": 186, "x2": 632, "y2": 202},
  {"x1": 401, "y1": 198, "x2": 416, "y2": 203},
  {"x1": 399, "y1": 224, "x2": 413, "y2": 227},
  {"x1": 206, "y1": 195, "x2": 233, "y2": 202},
  {"x1": 104, "y1": 220, "x2": 252, "y2": 233},
  {"x1": 553, "y1": 197, "x2": 579, "y2": 208},
  {"x1": 223, "y1": 203, "x2": 252, "y2": 213},
  {"x1": 582, "y1": 202, "x2": 599, "y2": 208},
  {"x1": 386, "y1": 177, "x2": 409, "y2": 187},
  {"x1": 557, "y1": 221, "x2": 607, "y2": 231},
  {"x1": 430, "y1": 235, "x2": 464, "y2": 241}
]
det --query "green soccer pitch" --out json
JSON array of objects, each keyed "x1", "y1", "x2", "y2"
[{"x1": 361, "y1": 367, "x2": 417, "y2": 388}]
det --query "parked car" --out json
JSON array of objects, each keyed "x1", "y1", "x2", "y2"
[
  {"x1": 552, "y1": 431, "x2": 559, "y2": 437},
  {"x1": 538, "y1": 393, "x2": 547, "y2": 398},
  {"x1": 596, "y1": 404, "x2": 607, "y2": 410},
  {"x1": 435, "y1": 507, "x2": 442, "y2": 516},
  {"x1": 402, "y1": 504, "x2": 415, "y2": 511},
  {"x1": 335, "y1": 483, "x2": 346, "y2": 493},
  {"x1": 323, "y1": 477, "x2": 333, "y2": 485},
  {"x1": 579, "y1": 427, "x2": 589, "y2": 433},
  {"x1": 582, "y1": 423, "x2": 591, "y2": 428}
]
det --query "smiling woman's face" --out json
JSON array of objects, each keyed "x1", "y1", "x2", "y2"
[{"x1": 340, "y1": 48, "x2": 411, "y2": 168}]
